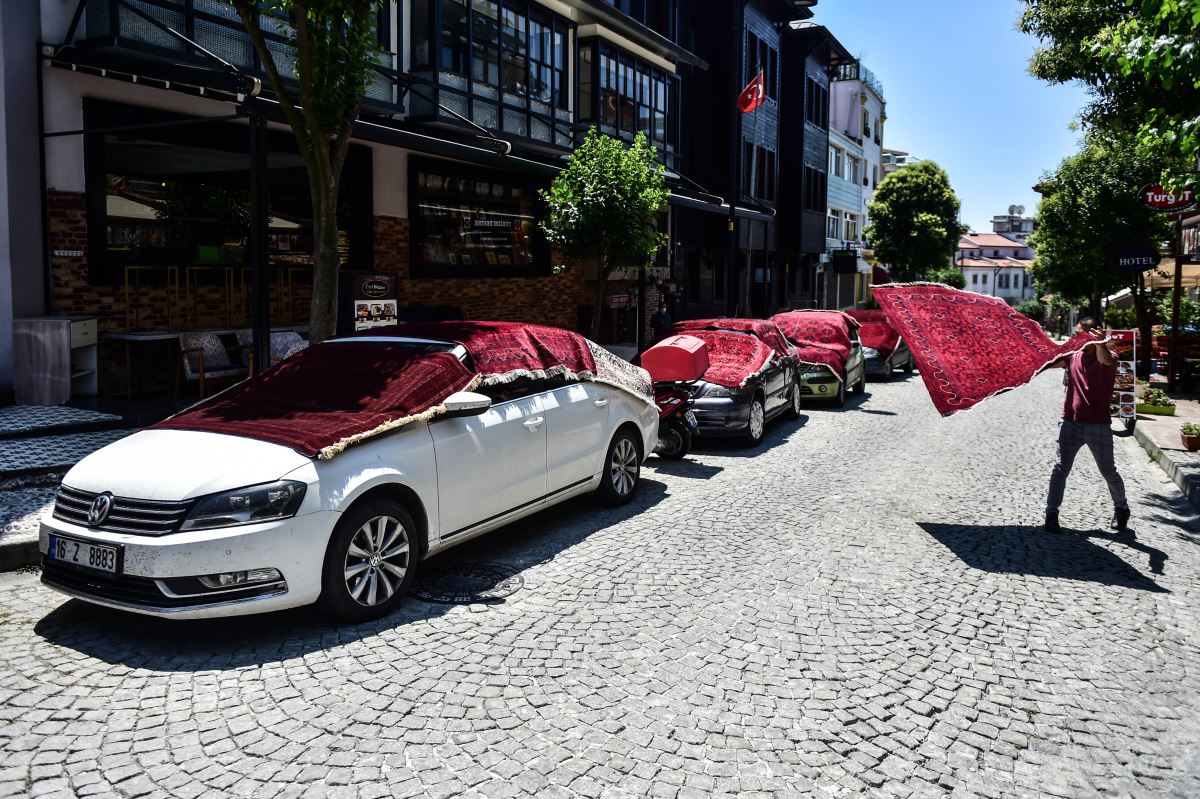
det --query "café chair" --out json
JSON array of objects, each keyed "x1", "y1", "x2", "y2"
[
  {"x1": 178, "y1": 331, "x2": 249, "y2": 399},
  {"x1": 234, "y1": 330, "x2": 309, "y2": 372}
]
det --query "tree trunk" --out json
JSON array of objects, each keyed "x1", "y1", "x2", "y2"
[
  {"x1": 309, "y1": 180, "x2": 341, "y2": 343},
  {"x1": 589, "y1": 261, "x2": 611, "y2": 343}
]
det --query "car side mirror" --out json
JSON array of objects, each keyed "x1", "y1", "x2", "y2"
[{"x1": 442, "y1": 390, "x2": 492, "y2": 418}]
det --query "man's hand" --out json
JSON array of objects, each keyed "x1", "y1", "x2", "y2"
[{"x1": 1087, "y1": 337, "x2": 1115, "y2": 366}]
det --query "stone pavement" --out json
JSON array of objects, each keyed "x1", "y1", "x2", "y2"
[{"x1": 1, "y1": 371, "x2": 1198, "y2": 798}]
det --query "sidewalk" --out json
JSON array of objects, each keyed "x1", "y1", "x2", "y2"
[
  {"x1": 0, "y1": 398, "x2": 185, "y2": 570},
  {"x1": 1131, "y1": 387, "x2": 1200, "y2": 510}
]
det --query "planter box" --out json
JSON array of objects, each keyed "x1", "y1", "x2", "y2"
[{"x1": 1136, "y1": 403, "x2": 1176, "y2": 416}]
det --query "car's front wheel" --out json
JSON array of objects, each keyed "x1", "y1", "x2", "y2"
[
  {"x1": 319, "y1": 499, "x2": 419, "y2": 622},
  {"x1": 742, "y1": 393, "x2": 766, "y2": 447},
  {"x1": 597, "y1": 429, "x2": 642, "y2": 505},
  {"x1": 835, "y1": 375, "x2": 848, "y2": 407}
]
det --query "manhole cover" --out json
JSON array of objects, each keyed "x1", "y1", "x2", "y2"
[{"x1": 410, "y1": 563, "x2": 524, "y2": 604}]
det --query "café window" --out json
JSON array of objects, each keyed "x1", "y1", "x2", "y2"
[
  {"x1": 411, "y1": 0, "x2": 574, "y2": 147},
  {"x1": 409, "y1": 157, "x2": 549, "y2": 278},
  {"x1": 579, "y1": 39, "x2": 678, "y2": 167},
  {"x1": 82, "y1": 100, "x2": 372, "y2": 291}
]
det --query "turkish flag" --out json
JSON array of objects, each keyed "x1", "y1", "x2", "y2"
[{"x1": 737, "y1": 71, "x2": 765, "y2": 113}]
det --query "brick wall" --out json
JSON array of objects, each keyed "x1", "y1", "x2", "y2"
[
  {"x1": 48, "y1": 191, "x2": 311, "y2": 394},
  {"x1": 373, "y1": 215, "x2": 587, "y2": 330}
]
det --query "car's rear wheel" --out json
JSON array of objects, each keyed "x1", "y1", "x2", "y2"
[
  {"x1": 597, "y1": 429, "x2": 642, "y2": 505},
  {"x1": 319, "y1": 499, "x2": 418, "y2": 622},
  {"x1": 785, "y1": 382, "x2": 803, "y2": 420},
  {"x1": 878, "y1": 361, "x2": 893, "y2": 381},
  {"x1": 904, "y1": 355, "x2": 915, "y2": 374},
  {"x1": 742, "y1": 393, "x2": 766, "y2": 446}
]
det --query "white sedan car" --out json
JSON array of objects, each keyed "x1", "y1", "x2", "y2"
[{"x1": 39, "y1": 331, "x2": 657, "y2": 622}]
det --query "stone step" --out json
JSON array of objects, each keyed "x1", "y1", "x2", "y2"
[{"x1": 0, "y1": 405, "x2": 124, "y2": 441}]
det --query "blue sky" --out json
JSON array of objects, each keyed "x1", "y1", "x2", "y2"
[{"x1": 809, "y1": 0, "x2": 1092, "y2": 232}]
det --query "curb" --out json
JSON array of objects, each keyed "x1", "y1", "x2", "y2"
[
  {"x1": 1133, "y1": 423, "x2": 1200, "y2": 511},
  {"x1": 0, "y1": 538, "x2": 39, "y2": 572}
]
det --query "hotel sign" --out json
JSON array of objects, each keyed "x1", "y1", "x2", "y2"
[{"x1": 1115, "y1": 248, "x2": 1162, "y2": 271}]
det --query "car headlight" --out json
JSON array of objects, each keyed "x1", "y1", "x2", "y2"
[
  {"x1": 181, "y1": 480, "x2": 307, "y2": 531},
  {"x1": 703, "y1": 384, "x2": 733, "y2": 398},
  {"x1": 862, "y1": 347, "x2": 878, "y2": 358}
]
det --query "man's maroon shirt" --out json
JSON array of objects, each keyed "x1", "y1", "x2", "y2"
[{"x1": 1063, "y1": 348, "x2": 1116, "y2": 424}]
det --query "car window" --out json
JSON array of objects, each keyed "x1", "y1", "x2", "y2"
[{"x1": 477, "y1": 374, "x2": 572, "y2": 404}]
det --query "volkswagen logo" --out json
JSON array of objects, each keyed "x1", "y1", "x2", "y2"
[{"x1": 88, "y1": 493, "x2": 114, "y2": 527}]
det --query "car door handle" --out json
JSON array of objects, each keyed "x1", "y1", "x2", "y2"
[
  {"x1": 593, "y1": 399, "x2": 608, "y2": 408},
  {"x1": 522, "y1": 416, "x2": 544, "y2": 429}
]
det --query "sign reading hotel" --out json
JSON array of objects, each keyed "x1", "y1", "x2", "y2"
[
  {"x1": 1115, "y1": 248, "x2": 1162, "y2": 271},
  {"x1": 1137, "y1": 183, "x2": 1196, "y2": 213}
]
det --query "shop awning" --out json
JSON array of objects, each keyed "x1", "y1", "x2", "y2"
[{"x1": 1144, "y1": 262, "x2": 1200, "y2": 289}]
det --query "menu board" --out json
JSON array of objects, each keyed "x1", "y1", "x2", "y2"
[
  {"x1": 1108, "y1": 329, "x2": 1137, "y2": 424},
  {"x1": 353, "y1": 275, "x2": 398, "y2": 331}
]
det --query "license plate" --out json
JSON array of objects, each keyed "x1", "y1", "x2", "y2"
[
  {"x1": 50, "y1": 535, "x2": 118, "y2": 574},
  {"x1": 685, "y1": 410, "x2": 697, "y2": 425}
]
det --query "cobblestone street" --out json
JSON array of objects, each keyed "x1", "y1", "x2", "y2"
[{"x1": 1, "y1": 372, "x2": 1198, "y2": 798}]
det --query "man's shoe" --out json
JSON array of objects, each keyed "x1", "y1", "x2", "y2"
[
  {"x1": 1044, "y1": 511, "x2": 1061, "y2": 533},
  {"x1": 1113, "y1": 507, "x2": 1131, "y2": 532}
]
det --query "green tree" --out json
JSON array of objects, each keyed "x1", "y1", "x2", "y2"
[
  {"x1": 231, "y1": 0, "x2": 381, "y2": 342},
  {"x1": 1102, "y1": 0, "x2": 1200, "y2": 179},
  {"x1": 541, "y1": 129, "x2": 669, "y2": 340},
  {"x1": 1030, "y1": 130, "x2": 1174, "y2": 372},
  {"x1": 925, "y1": 265, "x2": 966, "y2": 289},
  {"x1": 865, "y1": 161, "x2": 965, "y2": 283},
  {"x1": 1016, "y1": 297, "x2": 1047, "y2": 324},
  {"x1": 1019, "y1": 0, "x2": 1199, "y2": 184}
]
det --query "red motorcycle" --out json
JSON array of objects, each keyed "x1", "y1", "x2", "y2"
[
  {"x1": 642, "y1": 334, "x2": 709, "y2": 460},
  {"x1": 653, "y1": 383, "x2": 699, "y2": 460}
]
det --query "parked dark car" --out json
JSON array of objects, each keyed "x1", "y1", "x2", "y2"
[
  {"x1": 847, "y1": 309, "x2": 915, "y2": 380},
  {"x1": 667, "y1": 321, "x2": 800, "y2": 446}
]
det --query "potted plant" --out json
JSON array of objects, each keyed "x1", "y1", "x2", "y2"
[
  {"x1": 1182, "y1": 423, "x2": 1200, "y2": 452},
  {"x1": 1136, "y1": 387, "x2": 1177, "y2": 416}
]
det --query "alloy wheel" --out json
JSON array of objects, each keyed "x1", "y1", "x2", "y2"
[
  {"x1": 343, "y1": 515, "x2": 411, "y2": 607},
  {"x1": 749, "y1": 400, "x2": 765, "y2": 440},
  {"x1": 610, "y1": 437, "x2": 640, "y2": 496}
]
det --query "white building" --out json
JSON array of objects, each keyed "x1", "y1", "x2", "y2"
[
  {"x1": 880, "y1": 147, "x2": 920, "y2": 179},
  {"x1": 956, "y1": 233, "x2": 1036, "y2": 303},
  {"x1": 822, "y1": 62, "x2": 884, "y2": 309},
  {"x1": 990, "y1": 206, "x2": 1036, "y2": 243}
]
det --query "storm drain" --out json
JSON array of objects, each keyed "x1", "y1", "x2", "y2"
[{"x1": 410, "y1": 563, "x2": 524, "y2": 604}]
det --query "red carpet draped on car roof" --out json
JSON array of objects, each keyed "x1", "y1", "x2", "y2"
[
  {"x1": 847, "y1": 309, "x2": 901, "y2": 357},
  {"x1": 154, "y1": 344, "x2": 478, "y2": 459},
  {"x1": 355, "y1": 321, "x2": 597, "y2": 383},
  {"x1": 873, "y1": 283, "x2": 1097, "y2": 416},
  {"x1": 771, "y1": 311, "x2": 855, "y2": 377},
  {"x1": 677, "y1": 330, "x2": 773, "y2": 390},
  {"x1": 671, "y1": 318, "x2": 794, "y2": 359}
]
